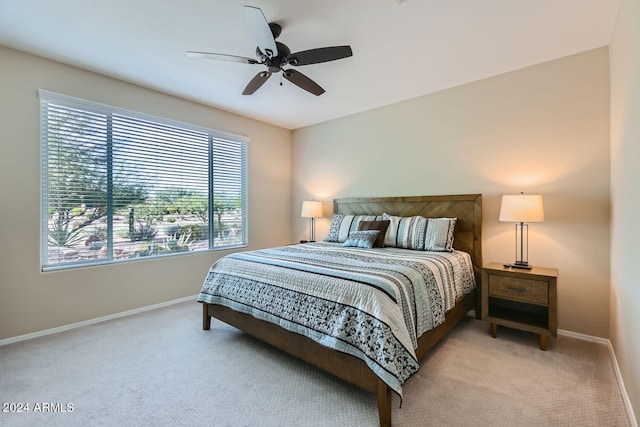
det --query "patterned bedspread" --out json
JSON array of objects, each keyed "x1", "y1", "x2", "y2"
[{"x1": 197, "y1": 242, "x2": 475, "y2": 396}]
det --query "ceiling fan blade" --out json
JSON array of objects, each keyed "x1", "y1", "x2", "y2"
[
  {"x1": 242, "y1": 71, "x2": 272, "y2": 95},
  {"x1": 287, "y1": 46, "x2": 353, "y2": 66},
  {"x1": 283, "y1": 69, "x2": 325, "y2": 96},
  {"x1": 243, "y1": 6, "x2": 278, "y2": 57},
  {"x1": 186, "y1": 51, "x2": 259, "y2": 64}
]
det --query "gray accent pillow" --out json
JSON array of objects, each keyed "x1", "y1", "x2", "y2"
[
  {"x1": 343, "y1": 230, "x2": 380, "y2": 249},
  {"x1": 357, "y1": 220, "x2": 390, "y2": 248}
]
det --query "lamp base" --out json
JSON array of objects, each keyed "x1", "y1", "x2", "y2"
[{"x1": 511, "y1": 261, "x2": 532, "y2": 270}]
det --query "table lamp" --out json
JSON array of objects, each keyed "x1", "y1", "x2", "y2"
[
  {"x1": 499, "y1": 193, "x2": 544, "y2": 269},
  {"x1": 301, "y1": 200, "x2": 322, "y2": 242}
]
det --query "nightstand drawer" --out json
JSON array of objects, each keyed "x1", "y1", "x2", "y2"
[{"x1": 488, "y1": 275, "x2": 548, "y2": 305}]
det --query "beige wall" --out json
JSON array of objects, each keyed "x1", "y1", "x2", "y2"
[
  {"x1": 292, "y1": 48, "x2": 611, "y2": 338},
  {"x1": 610, "y1": 0, "x2": 640, "y2": 420},
  {"x1": 0, "y1": 46, "x2": 292, "y2": 340}
]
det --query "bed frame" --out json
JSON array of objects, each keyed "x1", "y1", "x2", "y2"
[{"x1": 202, "y1": 194, "x2": 482, "y2": 426}]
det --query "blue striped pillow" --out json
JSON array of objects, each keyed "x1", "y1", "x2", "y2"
[
  {"x1": 424, "y1": 218, "x2": 457, "y2": 252},
  {"x1": 382, "y1": 214, "x2": 457, "y2": 251},
  {"x1": 382, "y1": 213, "x2": 427, "y2": 250}
]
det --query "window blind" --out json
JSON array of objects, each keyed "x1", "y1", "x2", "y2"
[{"x1": 40, "y1": 90, "x2": 248, "y2": 271}]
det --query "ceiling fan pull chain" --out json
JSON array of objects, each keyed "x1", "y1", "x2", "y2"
[{"x1": 280, "y1": 73, "x2": 283, "y2": 86}]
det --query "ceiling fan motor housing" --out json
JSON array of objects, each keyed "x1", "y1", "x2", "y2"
[
  {"x1": 269, "y1": 22, "x2": 282, "y2": 39},
  {"x1": 256, "y1": 42, "x2": 291, "y2": 73}
]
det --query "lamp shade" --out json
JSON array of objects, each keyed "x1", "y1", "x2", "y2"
[
  {"x1": 499, "y1": 194, "x2": 544, "y2": 223},
  {"x1": 301, "y1": 200, "x2": 322, "y2": 218}
]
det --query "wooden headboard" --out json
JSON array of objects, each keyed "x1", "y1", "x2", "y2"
[{"x1": 334, "y1": 194, "x2": 483, "y2": 283}]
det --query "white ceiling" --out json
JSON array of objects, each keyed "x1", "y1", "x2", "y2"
[{"x1": 0, "y1": 0, "x2": 620, "y2": 130}]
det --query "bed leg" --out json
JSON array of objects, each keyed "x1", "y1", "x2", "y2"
[
  {"x1": 376, "y1": 379, "x2": 392, "y2": 427},
  {"x1": 202, "y1": 303, "x2": 211, "y2": 330}
]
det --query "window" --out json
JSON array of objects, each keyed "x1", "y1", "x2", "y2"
[{"x1": 40, "y1": 90, "x2": 248, "y2": 271}]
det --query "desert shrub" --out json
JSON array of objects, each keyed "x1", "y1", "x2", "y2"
[
  {"x1": 48, "y1": 218, "x2": 85, "y2": 247},
  {"x1": 165, "y1": 224, "x2": 182, "y2": 237},
  {"x1": 181, "y1": 223, "x2": 206, "y2": 241},
  {"x1": 128, "y1": 220, "x2": 157, "y2": 242}
]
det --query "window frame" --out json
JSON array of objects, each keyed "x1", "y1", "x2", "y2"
[{"x1": 39, "y1": 90, "x2": 249, "y2": 271}]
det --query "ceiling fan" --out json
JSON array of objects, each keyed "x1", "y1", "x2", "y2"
[{"x1": 186, "y1": 5, "x2": 353, "y2": 96}]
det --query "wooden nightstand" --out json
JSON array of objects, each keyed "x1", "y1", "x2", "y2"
[{"x1": 481, "y1": 262, "x2": 558, "y2": 350}]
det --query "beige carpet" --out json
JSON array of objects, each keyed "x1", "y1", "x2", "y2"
[{"x1": 0, "y1": 301, "x2": 631, "y2": 427}]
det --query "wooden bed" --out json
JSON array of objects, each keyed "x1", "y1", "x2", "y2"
[{"x1": 202, "y1": 194, "x2": 482, "y2": 426}]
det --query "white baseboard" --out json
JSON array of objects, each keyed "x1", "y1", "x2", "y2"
[
  {"x1": 558, "y1": 328, "x2": 609, "y2": 344},
  {"x1": 559, "y1": 329, "x2": 638, "y2": 427},
  {"x1": 0, "y1": 294, "x2": 198, "y2": 347}
]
